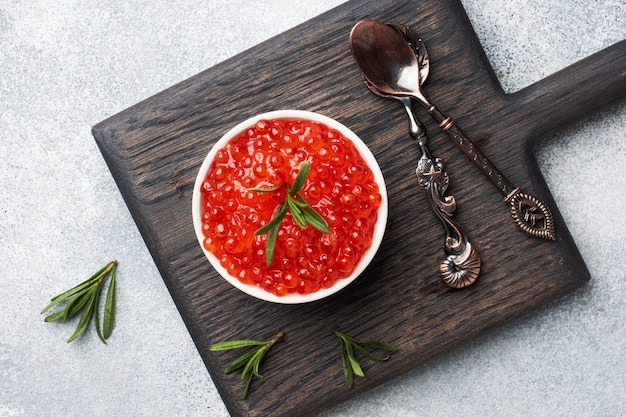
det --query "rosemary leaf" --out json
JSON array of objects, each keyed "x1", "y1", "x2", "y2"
[
  {"x1": 296, "y1": 193, "x2": 329, "y2": 233},
  {"x1": 286, "y1": 196, "x2": 307, "y2": 228},
  {"x1": 210, "y1": 340, "x2": 268, "y2": 351},
  {"x1": 102, "y1": 262, "x2": 117, "y2": 340},
  {"x1": 223, "y1": 349, "x2": 258, "y2": 374},
  {"x1": 265, "y1": 221, "x2": 279, "y2": 266},
  {"x1": 342, "y1": 348, "x2": 354, "y2": 389},
  {"x1": 289, "y1": 196, "x2": 310, "y2": 209},
  {"x1": 61, "y1": 287, "x2": 94, "y2": 322},
  {"x1": 242, "y1": 347, "x2": 266, "y2": 379},
  {"x1": 43, "y1": 310, "x2": 65, "y2": 323},
  {"x1": 251, "y1": 344, "x2": 274, "y2": 377},
  {"x1": 254, "y1": 202, "x2": 286, "y2": 236},
  {"x1": 290, "y1": 160, "x2": 310, "y2": 194},
  {"x1": 243, "y1": 373, "x2": 255, "y2": 399},
  {"x1": 302, "y1": 207, "x2": 330, "y2": 233},
  {"x1": 66, "y1": 289, "x2": 97, "y2": 343},
  {"x1": 94, "y1": 279, "x2": 106, "y2": 344},
  {"x1": 345, "y1": 342, "x2": 364, "y2": 378},
  {"x1": 246, "y1": 184, "x2": 283, "y2": 193}
]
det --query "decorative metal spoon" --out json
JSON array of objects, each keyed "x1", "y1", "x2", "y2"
[
  {"x1": 352, "y1": 44, "x2": 480, "y2": 288},
  {"x1": 350, "y1": 19, "x2": 556, "y2": 241}
]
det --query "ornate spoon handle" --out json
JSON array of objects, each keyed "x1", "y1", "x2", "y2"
[
  {"x1": 401, "y1": 99, "x2": 480, "y2": 288},
  {"x1": 415, "y1": 145, "x2": 481, "y2": 288},
  {"x1": 427, "y1": 105, "x2": 556, "y2": 241}
]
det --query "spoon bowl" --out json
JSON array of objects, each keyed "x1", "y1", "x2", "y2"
[{"x1": 350, "y1": 20, "x2": 430, "y2": 104}]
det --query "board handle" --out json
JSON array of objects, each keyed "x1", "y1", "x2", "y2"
[{"x1": 513, "y1": 40, "x2": 626, "y2": 139}]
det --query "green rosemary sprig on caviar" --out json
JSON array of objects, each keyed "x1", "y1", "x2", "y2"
[
  {"x1": 333, "y1": 329, "x2": 398, "y2": 388},
  {"x1": 249, "y1": 161, "x2": 329, "y2": 266},
  {"x1": 210, "y1": 331, "x2": 284, "y2": 399},
  {"x1": 41, "y1": 260, "x2": 117, "y2": 344}
]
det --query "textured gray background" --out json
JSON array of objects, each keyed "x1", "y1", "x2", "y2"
[{"x1": 1, "y1": 1, "x2": 625, "y2": 416}]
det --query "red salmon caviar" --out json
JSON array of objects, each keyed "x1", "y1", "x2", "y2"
[{"x1": 199, "y1": 117, "x2": 381, "y2": 297}]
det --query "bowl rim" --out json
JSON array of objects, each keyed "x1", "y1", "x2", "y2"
[{"x1": 191, "y1": 110, "x2": 388, "y2": 304}]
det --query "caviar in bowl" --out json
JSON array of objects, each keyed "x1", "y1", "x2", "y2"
[{"x1": 192, "y1": 110, "x2": 388, "y2": 304}]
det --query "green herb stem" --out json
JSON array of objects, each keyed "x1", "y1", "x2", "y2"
[
  {"x1": 333, "y1": 329, "x2": 398, "y2": 388},
  {"x1": 42, "y1": 260, "x2": 118, "y2": 344},
  {"x1": 210, "y1": 331, "x2": 284, "y2": 399},
  {"x1": 249, "y1": 161, "x2": 329, "y2": 266}
]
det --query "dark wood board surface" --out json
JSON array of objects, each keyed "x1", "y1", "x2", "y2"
[{"x1": 92, "y1": 0, "x2": 626, "y2": 416}]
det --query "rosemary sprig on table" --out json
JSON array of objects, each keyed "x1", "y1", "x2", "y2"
[
  {"x1": 249, "y1": 161, "x2": 329, "y2": 266},
  {"x1": 334, "y1": 330, "x2": 398, "y2": 388},
  {"x1": 41, "y1": 260, "x2": 117, "y2": 344},
  {"x1": 210, "y1": 331, "x2": 284, "y2": 399}
]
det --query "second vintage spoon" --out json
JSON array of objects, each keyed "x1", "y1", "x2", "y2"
[
  {"x1": 400, "y1": 97, "x2": 481, "y2": 288},
  {"x1": 356, "y1": 56, "x2": 480, "y2": 288}
]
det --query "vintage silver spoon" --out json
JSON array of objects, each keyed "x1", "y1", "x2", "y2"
[
  {"x1": 354, "y1": 53, "x2": 481, "y2": 288},
  {"x1": 350, "y1": 19, "x2": 556, "y2": 241}
]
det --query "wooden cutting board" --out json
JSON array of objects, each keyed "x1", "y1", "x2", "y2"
[{"x1": 92, "y1": 0, "x2": 626, "y2": 415}]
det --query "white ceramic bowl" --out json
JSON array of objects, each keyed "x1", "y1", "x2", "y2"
[{"x1": 192, "y1": 110, "x2": 388, "y2": 303}]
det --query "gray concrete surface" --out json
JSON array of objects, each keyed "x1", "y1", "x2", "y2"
[{"x1": 1, "y1": 1, "x2": 624, "y2": 416}]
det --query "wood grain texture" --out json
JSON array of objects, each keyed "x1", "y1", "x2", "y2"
[{"x1": 92, "y1": 0, "x2": 626, "y2": 416}]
